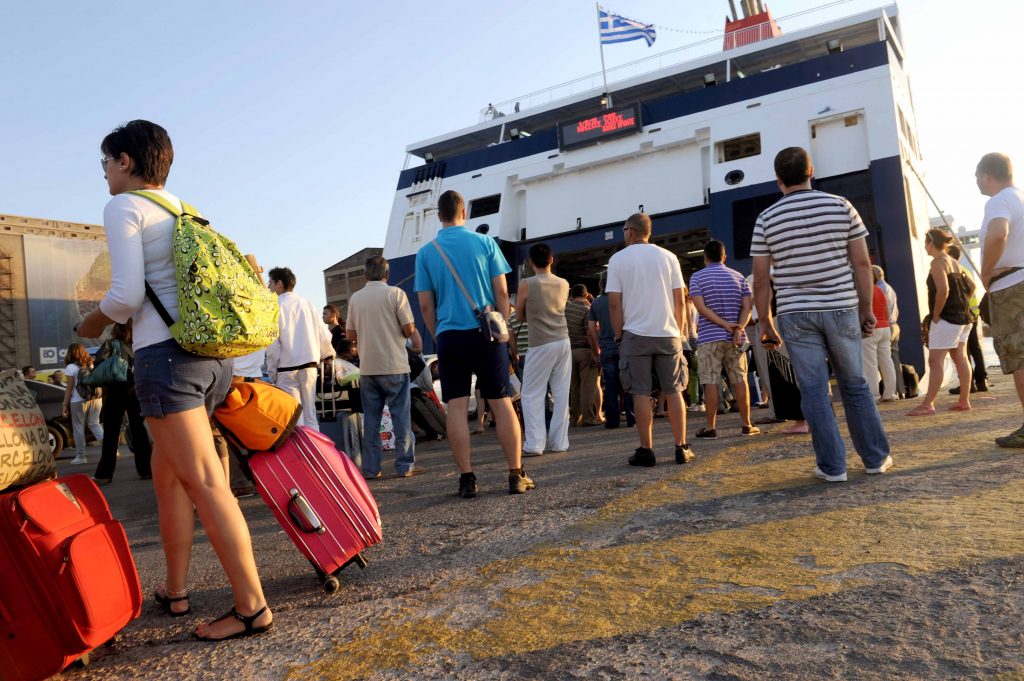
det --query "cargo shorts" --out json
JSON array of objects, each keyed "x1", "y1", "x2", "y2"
[
  {"x1": 990, "y1": 279, "x2": 1024, "y2": 374},
  {"x1": 697, "y1": 340, "x2": 748, "y2": 387},
  {"x1": 618, "y1": 331, "x2": 688, "y2": 396}
]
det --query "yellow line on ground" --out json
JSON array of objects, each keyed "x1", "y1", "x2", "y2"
[{"x1": 294, "y1": 478, "x2": 1024, "y2": 680}]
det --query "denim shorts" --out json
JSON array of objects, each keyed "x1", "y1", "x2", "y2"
[{"x1": 134, "y1": 339, "x2": 234, "y2": 418}]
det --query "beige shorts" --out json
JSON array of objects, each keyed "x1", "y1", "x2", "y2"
[
  {"x1": 697, "y1": 340, "x2": 748, "y2": 387},
  {"x1": 991, "y1": 279, "x2": 1024, "y2": 373},
  {"x1": 619, "y1": 332, "x2": 687, "y2": 396}
]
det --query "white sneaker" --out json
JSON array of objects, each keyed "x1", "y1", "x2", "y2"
[
  {"x1": 70, "y1": 455, "x2": 88, "y2": 465},
  {"x1": 813, "y1": 467, "x2": 847, "y2": 482},
  {"x1": 865, "y1": 455, "x2": 894, "y2": 474}
]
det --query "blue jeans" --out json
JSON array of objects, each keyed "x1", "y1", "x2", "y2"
[
  {"x1": 600, "y1": 345, "x2": 635, "y2": 428},
  {"x1": 777, "y1": 309, "x2": 890, "y2": 476},
  {"x1": 359, "y1": 374, "x2": 415, "y2": 476}
]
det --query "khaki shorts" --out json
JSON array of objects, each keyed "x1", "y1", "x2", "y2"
[
  {"x1": 619, "y1": 331, "x2": 687, "y2": 396},
  {"x1": 696, "y1": 340, "x2": 748, "y2": 387},
  {"x1": 991, "y1": 279, "x2": 1024, "y2": 373}
]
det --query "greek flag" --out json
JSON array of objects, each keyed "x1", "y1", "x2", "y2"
[{"x1": 599, "y1": 10, "x2": 656, "y2": 47}]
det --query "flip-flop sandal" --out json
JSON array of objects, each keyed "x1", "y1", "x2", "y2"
[
  {"x1": 949, "y1": 403, "x2": 972, "y2": 412},
  {"x1": 154, "y1": 587, "x2": 190, "y2": 618},
  {"x1": 195, "y1": 605, "x2": 273, "y2": 642},
  {"x1": 906, "y1": 406, "x2": 936, "y2": 416}
]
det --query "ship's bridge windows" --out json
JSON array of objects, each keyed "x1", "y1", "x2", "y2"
[
  {"x1": 469, "y1": 194, "x2": 501, "y2": 219},
  {"x1": 716, "y1": 133, "x2": 761, "y2": 163}
]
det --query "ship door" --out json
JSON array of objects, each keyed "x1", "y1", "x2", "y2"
[{"x1": 809, "y1": 110, "x2": 868, "y2": 178}]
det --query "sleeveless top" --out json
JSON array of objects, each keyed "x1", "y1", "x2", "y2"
[
  {"x1": 524, "y1": 273, "x2": 569, "y2": 347},
  {"x1": 926, "y1": 264, "x2": 974, "y2": 325}
]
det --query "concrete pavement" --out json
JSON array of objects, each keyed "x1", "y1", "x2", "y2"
[{"x1": 62, "y1": 381, "x2": 1024, "y2": 680}]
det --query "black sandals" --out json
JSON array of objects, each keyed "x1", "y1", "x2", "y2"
[{"x1": 194, "y1": 605, "x2": 273, "y2": 642}]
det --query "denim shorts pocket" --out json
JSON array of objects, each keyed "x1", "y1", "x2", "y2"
[{"x1": 134, "y1": 354, "x2": 172, "y2": 394}]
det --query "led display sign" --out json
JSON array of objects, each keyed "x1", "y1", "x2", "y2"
[{"x1": 557, "y1": 103, "x2": 642, "y2": 151}]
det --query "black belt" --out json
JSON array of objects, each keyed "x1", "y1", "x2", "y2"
[{"x1": 277, "y1": 362, "x2": 318, "y2": 372}]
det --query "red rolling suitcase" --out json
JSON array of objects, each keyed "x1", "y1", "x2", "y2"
[
  {"x1": 248, "y1": 426, "x2": 382, "y2": 593},
  {"x1": 0, "y1": 474, "x2": 142, "y2": 681}
]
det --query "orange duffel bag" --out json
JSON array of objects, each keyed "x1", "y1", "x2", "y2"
[{"x1": 214, "y1": 379, "x2": 302, "y2": 452}]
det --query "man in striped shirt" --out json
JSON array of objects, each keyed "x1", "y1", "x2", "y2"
[
  {"x1": 751, "y1": 147, "x2": 892, "y2": 482},
  {"x1": 689, "y1": 239, "x2": 759, "y2": 438}
]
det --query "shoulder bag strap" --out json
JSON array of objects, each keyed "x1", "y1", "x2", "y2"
[
  {"x1": 432, "y1": 240, "x2": 481, "y2": 314},
  {"x1": 125, "y1": 191, "x2": 180, "y2": 328}
]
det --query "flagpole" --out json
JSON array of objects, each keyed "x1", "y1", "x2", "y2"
[{"x1": 596, "y1": 2, "x2": 612, "y2": 108}]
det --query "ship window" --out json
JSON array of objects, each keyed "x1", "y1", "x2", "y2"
[
  {"x1": 716, "y1": 133, "x2": 761, "y2": 163},
  {"x1": 469, "y1": 194, "x2": 501, "y2": 218}
]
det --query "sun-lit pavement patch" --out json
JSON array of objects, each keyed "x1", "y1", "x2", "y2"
[{"x1": 295, "y1": 387, "x2": 1024, "y2": 680}]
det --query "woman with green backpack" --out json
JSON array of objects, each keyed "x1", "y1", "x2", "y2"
[{"x1": 76, "y1": 120, "x2": 273, "y2": 641}]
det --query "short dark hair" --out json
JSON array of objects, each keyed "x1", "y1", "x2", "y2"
[
  {"x1": 365, "y1": 255, "x2": 389, "y2": 281},
  {"x1": 528, "y1": 243, "x2": 553, "y2": 268},
  {"x1": 323, "y1": 303, "x2": 340, "y2": 320},
  {"x1": 571, "y1": 284, "x2": 588, "y2": 298},
  {"x1": 21, "y1": 365, "x2": 35, "y2": 375},
  {"x1": 101, "y1": 120, "x2": 174, "y2": 186},
  {"x1": 437, "y1": 190, "x2": 465, "y2": 223},
  {"x1": 704, "y1": 239, "x2": 726, "y2": 262},
  {"x1": 774, "y1": 147, "x2": 813, "y2": 187},
  {"x1": 268, "y1": 267, "x2": 296, "y2": 291},
  {"x1": 977, "y1": 152, "x2": 1013, "y2": 182}
]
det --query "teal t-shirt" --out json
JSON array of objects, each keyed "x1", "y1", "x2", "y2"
[{"x1": 414, "y1": 226, "x2": 511, "y2": 336}]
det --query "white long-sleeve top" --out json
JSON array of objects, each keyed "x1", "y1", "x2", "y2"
[
  {"x1": 98, "y1": 190, "x2": 184, "y2": 351},
  {"x1": 265, "y1": 291, "x2": 333, "y2": 378}
]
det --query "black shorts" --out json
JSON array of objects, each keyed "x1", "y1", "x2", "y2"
[{"x1": 436, "y1": 329, "x2": 511, "y2": 402}]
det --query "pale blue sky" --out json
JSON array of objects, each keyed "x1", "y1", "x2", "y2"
[{"x1": 2, "y1": 1, "x2": 1021, "y2": 308}]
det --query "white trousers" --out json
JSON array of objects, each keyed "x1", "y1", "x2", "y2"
[
  {"x1": 276, "y1": 367, "x2": 320, "y2": 431},
  {"x1": 862, "y1": 326, "x2": 897, "y2": 400},
  {"x1": 521, "y1": 338, "x2": 571, "y2": 454}
]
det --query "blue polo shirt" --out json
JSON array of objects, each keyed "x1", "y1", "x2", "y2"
[
  {"x1": 688, "y1": 262, "x2": 751, "y2": 345},
  {"x1": 414, "y1": 226, "x2": 511, "y2": 336}
]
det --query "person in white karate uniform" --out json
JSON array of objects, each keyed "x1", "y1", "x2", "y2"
[{"x1": 265, "y1": 267, "x2": 333, "y2": 430}]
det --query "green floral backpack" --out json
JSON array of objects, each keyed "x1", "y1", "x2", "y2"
[{"x1": 129, "y1": 190, "x2": 279, "y2": 359}]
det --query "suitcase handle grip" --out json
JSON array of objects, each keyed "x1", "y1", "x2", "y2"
[{"x1": 287, "y1": 488, "x2": 326, "y2": 535}]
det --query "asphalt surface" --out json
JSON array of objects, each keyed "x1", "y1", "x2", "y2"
[{"x1": 59, "y1": 379, "x2": 1024, "y2": 680}]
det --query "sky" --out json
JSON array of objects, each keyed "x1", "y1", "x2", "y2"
[{"x1": 2, "y1": 0, "x2": 1022, "y2": 310}]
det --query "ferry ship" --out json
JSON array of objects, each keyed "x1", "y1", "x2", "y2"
[{"x1": 383, "y1": 3, "x2": 931, "y2": 370}]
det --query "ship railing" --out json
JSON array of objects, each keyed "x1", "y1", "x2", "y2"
[{"x1": 480, "y1": 0, "x2": 888, "y2": 120}]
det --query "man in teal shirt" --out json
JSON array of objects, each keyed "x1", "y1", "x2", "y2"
[{"x1": 415, "y1": 190, "x2": 535, "y2": 498}]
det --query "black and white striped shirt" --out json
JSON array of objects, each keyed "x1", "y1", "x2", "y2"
[{"x1": 750, "y1": 189, "x2": 868, "y2": 315}]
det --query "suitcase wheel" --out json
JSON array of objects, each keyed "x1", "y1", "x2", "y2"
[{"x1": 322, "y1": 575, "x2": 340, "y2": 593}]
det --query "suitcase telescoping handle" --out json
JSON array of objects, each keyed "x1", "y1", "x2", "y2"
[{"x1": 287, "y1": 488, "x2": 326, "y2": 535}]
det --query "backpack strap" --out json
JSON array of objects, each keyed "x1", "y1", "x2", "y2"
[{"x1": 126, "y1": 191, "x2": 186, "y2": 328}]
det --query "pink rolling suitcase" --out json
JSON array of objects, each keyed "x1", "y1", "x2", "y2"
[{"x1": 248, "y1": 426, "x2": 382, "y2": 592}]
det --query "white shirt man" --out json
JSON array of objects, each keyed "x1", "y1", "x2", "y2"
[
  {"x1": 265, "y1": 267, "x2": 333, "y2": 430},
  {"x1": 606, "y1": 211, "x2": 694, "y2": 467},
  {"x1": 977, "y1": 152, "x2": 1024, "y2": 447}
]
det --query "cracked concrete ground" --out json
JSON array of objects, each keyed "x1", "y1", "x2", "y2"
[{"x1": 62, "y1": 378, "x2": 1024, "y2": 680}]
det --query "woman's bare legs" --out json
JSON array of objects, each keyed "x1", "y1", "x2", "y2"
[
  {"x1": 920, "y1": 348, "x2": 948, "y2": 409},
  {"x1": 147, "y1": 407, "x2": 271, "y2": 638},
  {"x1": 950, "y1": 341, "x2": 973, "y2": 409}
]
